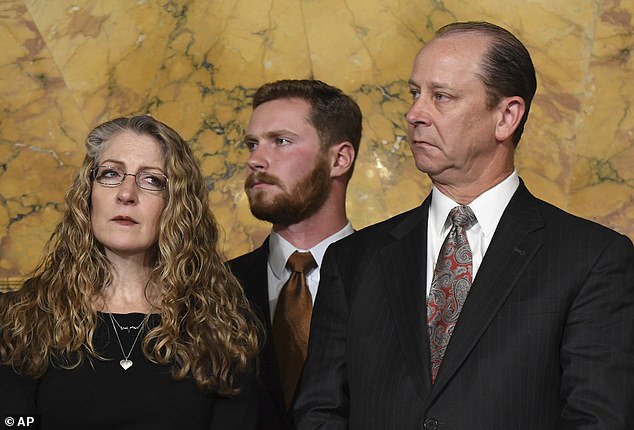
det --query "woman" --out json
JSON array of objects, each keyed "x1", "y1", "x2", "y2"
[{"x1": 0, "y1": 115, "x2": 260, "y2": 429}]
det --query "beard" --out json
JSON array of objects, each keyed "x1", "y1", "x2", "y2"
[{"x1": 245, "y1": 155, "x2": 331, "y2": 226}]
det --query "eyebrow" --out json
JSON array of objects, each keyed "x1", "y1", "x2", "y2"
[
  {"x1": 245, "y1": 130, "x2": 300, "y2": 140},
  {"x1": 408, "y1": 78, "x2": 452, "y2": 87},
  {"x1": 430, "y1": 82, "x2": 452, "y2": 90},
  {"x1": 98, "y1": 159, "x2": 165, "y2": 172},
  {"x1": 408, "y1": 79, "x2": 456, "y2": 94}
]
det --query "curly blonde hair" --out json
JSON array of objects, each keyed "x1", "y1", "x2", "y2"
[{"x1": 0, "y1": 115, "x2": 259, "y2": 395}]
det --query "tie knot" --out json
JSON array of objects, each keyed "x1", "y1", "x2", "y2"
[
  {"x1": 448, "y1": 205, "x2": 477, "y2": 229},
  {"x1": 286, "y1": 251, "x2": 317, "y2": 274}
]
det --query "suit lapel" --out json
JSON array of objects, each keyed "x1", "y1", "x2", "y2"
[
  {"x1": 231, "y1": 241, "x2": 289, "y2": 421},
  {"x1": 256, "y1": 243, "x2": 289, "y2": 420},
  {"x1": 380, "y1": 198, "x2": 433, "y2": 397},
  {"x1": 429, "y1": 182, "x2": 545, "y2": 396},
  {"x1": 237, "y1": 242, "x2": 273, "y2": 324}
]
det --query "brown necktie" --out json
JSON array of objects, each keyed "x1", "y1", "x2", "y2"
[
  {"x1": 272, "y1": 251, "x2": 317, "y2": 408},
  {"x1": 427, "y1": 205, "x2": 477, "y2": 382}
]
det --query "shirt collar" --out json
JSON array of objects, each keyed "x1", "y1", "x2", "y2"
[
  {"x1": 268, "y1": 222, "x2": 354, "y2": 279},
  {"x1": 430, "y1": 171, "x2": 519, "y2": 237}
]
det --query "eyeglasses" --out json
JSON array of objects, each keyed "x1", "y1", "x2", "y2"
[{"x1": 92, "y1": 165, "x2": 168, "y2": 191}]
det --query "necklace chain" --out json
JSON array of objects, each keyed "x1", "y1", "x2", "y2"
[
  {"x1": 108, "y1": 312, "x2": 150, "y2": 370},
  {"x1": 110, "y1": 313, "x2": 146, "y2": 332}
]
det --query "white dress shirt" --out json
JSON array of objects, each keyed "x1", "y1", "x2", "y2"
[
  {"x1": 267, "y1": 222, "x2": 354, "y2": 321},
  {"x1": 426, "y1": 171, "x2": 520, "y2": 294}
]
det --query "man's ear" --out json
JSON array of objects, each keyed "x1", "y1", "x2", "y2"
[
  {"x1": 495, "y1": 96, "x2": 525, "y2": 142},
  {"x1": 328, "y1": 141, "x2": 356, "y2": 179}
]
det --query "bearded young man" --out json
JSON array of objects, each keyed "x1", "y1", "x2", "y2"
[{"x1": 228, "y1": 79, "x2": 362, "y2": 430}]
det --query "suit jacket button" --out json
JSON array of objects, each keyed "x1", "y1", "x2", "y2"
[{"x1": 424, "y1": 418, "x2": 439, "y2": 430}]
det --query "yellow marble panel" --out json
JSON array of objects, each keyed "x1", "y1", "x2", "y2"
[
  {"x1": 568, "y1": 1, "x2": 634, "y2": 238},
  {"x1": 1, "y1": 0, "x2": 87, "y2": 287},
  {"x1": 1, "y1": 0, "x2": 633, "y2": 289}
]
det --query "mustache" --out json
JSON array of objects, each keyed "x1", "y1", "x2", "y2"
[{"x1": 245, "y1": 172, "x2": 282, "y2": 190}]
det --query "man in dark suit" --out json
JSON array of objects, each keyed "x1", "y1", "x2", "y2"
[
  {"x1": 294, "y1": 22, "x2": 634, "y2": 429},
  {"x1": 229, "y1": 79, "x2": 362, "y2": 429}
]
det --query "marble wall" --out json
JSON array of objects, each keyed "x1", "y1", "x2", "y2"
[{"x1": 1, "y1": 0, "x2": 633, "y2": 290}]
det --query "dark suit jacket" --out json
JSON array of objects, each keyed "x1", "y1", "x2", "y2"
[
  {"x1": 294, "y1": 181, "x2": 634, "y2": 430},
  {"x1": 229, "y1": 241, "x2": 290, "y2": 430}
]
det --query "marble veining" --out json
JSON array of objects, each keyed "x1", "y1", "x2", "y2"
[{"x1": 1, "y1": 0, "x2": 632, "y2": 289}]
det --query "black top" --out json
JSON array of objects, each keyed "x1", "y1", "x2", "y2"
[{"x1": 0, "y1": 313, "x2": 257, "y2": 430}]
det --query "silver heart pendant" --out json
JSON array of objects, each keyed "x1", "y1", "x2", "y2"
[{"x1": 120, "y1": 359, "x2": 133, "y2": 370}]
